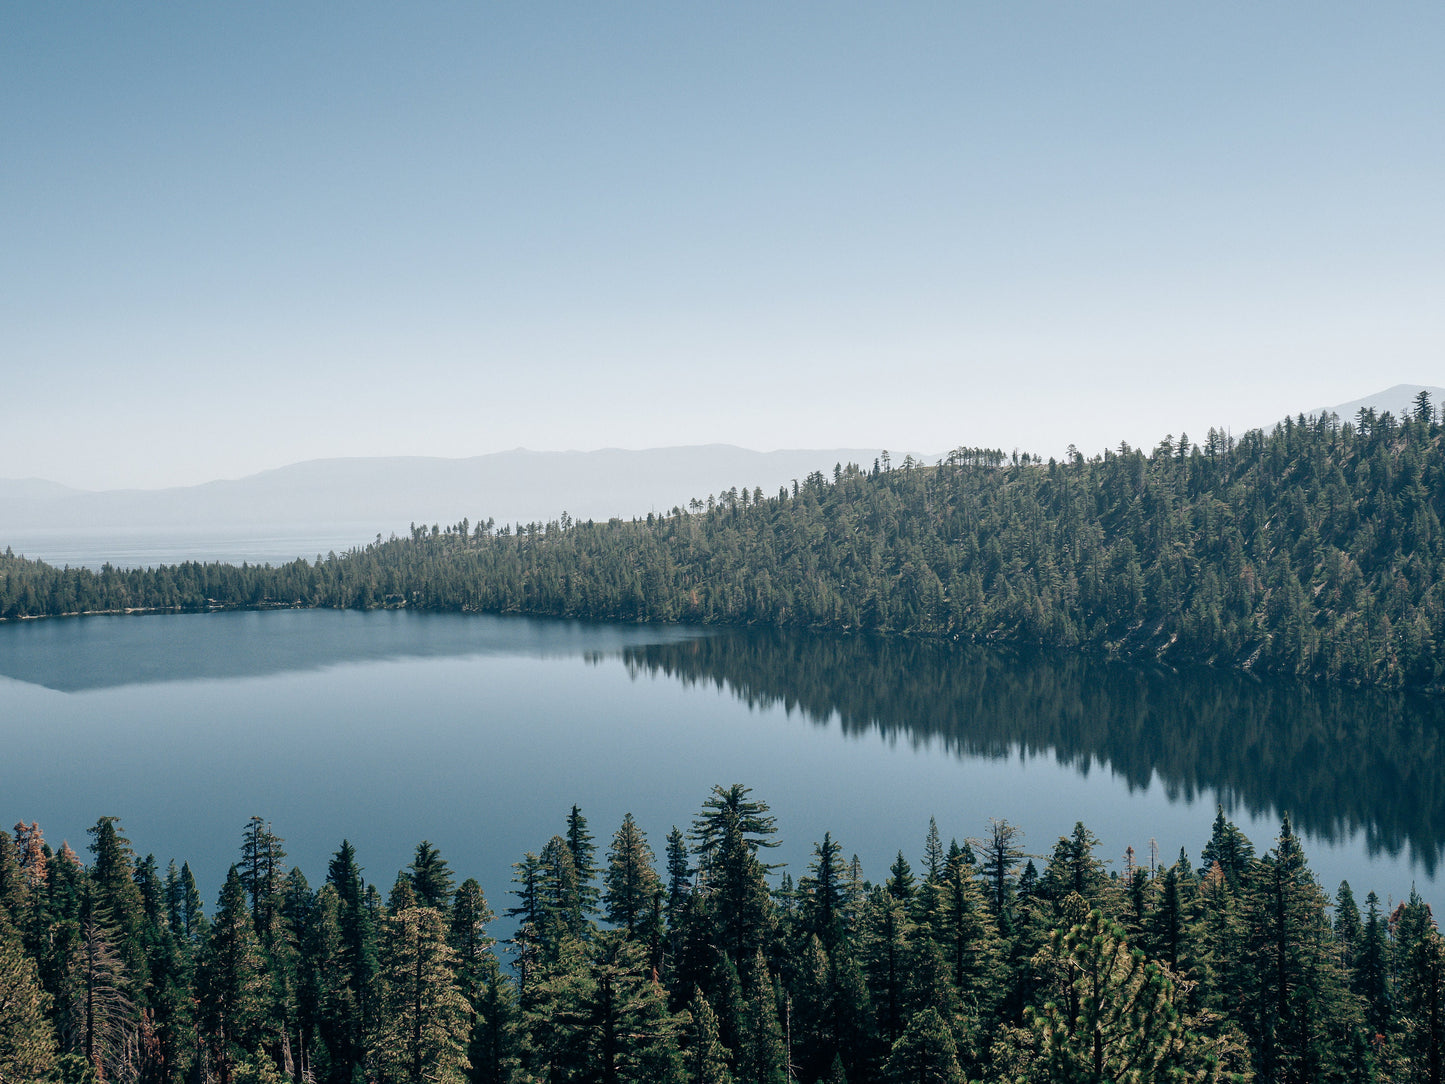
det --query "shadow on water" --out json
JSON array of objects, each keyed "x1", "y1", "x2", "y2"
[
  {"x1": 624, "y1": 630, "x2": 1445, "y2": 875},
  {"x1": 0, "y1": 609, "x2": 704, "y2": 693}
]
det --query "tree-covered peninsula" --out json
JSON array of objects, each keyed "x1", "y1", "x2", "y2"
[
  {"x1": 5, "y1": 400, "x2": 1445, "y2": 690},
  {"x1": 2, "y1": 792, "x2": 1438, "y2": 1083}
]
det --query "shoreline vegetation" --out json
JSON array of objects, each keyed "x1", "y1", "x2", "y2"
[
  {"x1": 5, "y1": 403, "x2": 1445, "y2": 693},
  {"x1": 1, "y1": 790, "x2": 1431, "y2": 1083}
]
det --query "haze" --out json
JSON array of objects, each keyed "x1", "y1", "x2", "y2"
[{"x1": 3, "y1": 5, "x2": 1441, "y2": 490}]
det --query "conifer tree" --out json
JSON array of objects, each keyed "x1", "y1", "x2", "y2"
[
  {"x1": 883, "y1": 1007, "x2": 966, "y2": 1084},
  {"x1": 0, "y1": 920, "x2": 56, "y2": 1083},
  {"x1": 737, "y1": 950, "x2": 786, "y2": 1084},
  {"x1": 323, "y1": 840, "x2": 376, "y2": 1084},
  {"x1": 409, "y1": 841, "x2": 456, "y2": 914},
  {"x1": 605, "y1": 813, "x2": 662, "y2": 939},
  {"x1": 1395, "y1": 925, "x2": 1445, "y2": 1084},
  {"x1": 683, "y1": 986, "x2": 734, "y2": 1084},
  {"x1": 860, "y1": 890, "x2": 912, "y2": 1047},
  {"x1": 586, "y1": 931, "x2": 684, "y2": 1083},
  {"x1": 374, "y1": 904, "x2": 472, "y2": 1084},
  {"x1": 666, "y1": 827, "x2": 693, "y2": 930},
  {"x1": 1024, "y1": 909, "x2": 1221, "y2": 1083},
  {"x1": 566, "y1": 805, "x2": 602, "y2": 918},
  {"x1": 199, "y1": 867, "x2": 268, "y2": 1084},
  {"x1": 239, "y1": 817, "x2": 288, "y2": 937}
]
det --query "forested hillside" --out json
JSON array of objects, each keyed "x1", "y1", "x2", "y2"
[
  {"x1": 4, "y1": 399, "x2": 1445, "y2": 690},
  {"x1": 3, "y1": 792, "x2": 1437, "y2": 1083}
]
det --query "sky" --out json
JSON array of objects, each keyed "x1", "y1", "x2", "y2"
[{"x1": 3, "y1": 4, "x2": 1442, "y2": 490}]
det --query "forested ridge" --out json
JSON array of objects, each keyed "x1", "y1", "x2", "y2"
[
  {"x1": 4, "y1": 791, "x2": 1442, "y2": 1083},
  {"x1": 5, "y1": 398, "x2": 1445, "y2": 690}
]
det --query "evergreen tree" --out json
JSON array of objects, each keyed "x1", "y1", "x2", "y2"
[
  {"x1": 199, "y1": 866, "x2": 268, "y2": 1084},
  {"x1": 586, "y1": 931, "x2": 684, "y2": 1083},
  {"x1": 737, "y1": 950, "x2": 786, "y2": 1084},
  {"x1": 1357, "y1": 890, "x2": 1391, "y2": 1037},
  {"x1": 1024, "y1": 909, "x2": 1220, "y2": 1084},
  {"x1": 800, "y1": 833, "x2": 848, "y2": 952},
  {"x1": 0, "y1": 920, "x2": 57, "y2": 1083},
  {"x1": 682, "y1": 986, "x2": 733, "y2": 1084},
  {"x1": 324, "y1": 840, "x2": 376, "y2": 1084},
  {"x1": 566, "y1": 805, "x2": 602, "y2": 918},
  {"x1": 604, "y1": 813, "x2": 662, "y2": 939},
  {"x1": 239, "y1": 817, "x2": 288, "y2": 937},
  {"x1": 1199, "y1": 806, "x2": 1255, "y2": 887},
  {"x1": 977, "y1": 819, "x2": 1025, "y2": 918},
  {"x1": 666, "y1": 827, "x2": 694, "y2": 930},
  {"x1": 882, "y1": 1007, "x2": 966, "y2": 1084},
  {"x1": 374, "y1": 904, "x2": 472, "y2": 1084},
  {"x1": 408, "y1": 841, "x2": 456, "y2": 914},
  {"x1": 1395, "y1": 925, "x2": 1445, "y2": 1084},
  {"x1": 886, "y1": 852, "x2": 916, "y2": 903}
]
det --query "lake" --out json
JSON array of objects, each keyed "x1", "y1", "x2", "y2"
[{"x1": 1, "y1": 609, "x2": 1440, "y2": 928}]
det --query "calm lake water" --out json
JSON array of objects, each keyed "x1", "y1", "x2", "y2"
[{"x1": 1, "y1": 609, "x2": 1440, "y2": 923}]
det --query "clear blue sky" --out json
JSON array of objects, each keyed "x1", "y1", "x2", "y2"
[{"x1": 3, "y1": 4, "x2": 1441, "y2": 488}]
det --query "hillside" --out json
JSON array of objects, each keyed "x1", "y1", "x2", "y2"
[{"x1": 3, "y1": 398, "x2": 1444, "y2": 690}]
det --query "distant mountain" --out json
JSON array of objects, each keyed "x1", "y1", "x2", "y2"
[
  {"x1": 0, "y1": 446, "x2": 894, "y2": 538},
  {"x1": 1313, "y1": 384, "x2": 1445, "y2": 423}
]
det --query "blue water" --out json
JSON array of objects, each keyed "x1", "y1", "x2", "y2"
[{"x1": 0, "y1": 609, "x2": 1437, "y2": 924}]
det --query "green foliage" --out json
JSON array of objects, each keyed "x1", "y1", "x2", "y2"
[
  {"x1": 10, "y1": 413, "x2": 1445, "y2": 691},
  {"x1": 1024, "y1": 910, "x2": 1222, "y2": 1084},
  {"x1": 374, "y1": 905, "x2": 471, "y2": 1084},
  {"x1": 0, "y1": 920, "x2": 56, "y2": 1084},
  {"x1": 0, "y1": 792, "x2": 1433, "y2": 1084}
]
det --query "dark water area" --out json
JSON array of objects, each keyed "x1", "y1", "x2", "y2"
[{"x1": 1, "y1": 610, "x2": 1439, "y2": 934}]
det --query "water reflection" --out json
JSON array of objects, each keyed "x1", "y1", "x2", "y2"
[
  {"x1": 0, "y1": 610, "x2": 702, "y2": 693},
  {"x1": 624, "y1": 631, "x2": 1445, "y2": 873}
]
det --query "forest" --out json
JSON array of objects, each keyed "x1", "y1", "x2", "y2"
[
  {"x1": 4, "y1": 401, "x2": 1445, "y2": 693},
  {"x1": 1, "y1": 789, "x2": 1440, "y2": 1083}
]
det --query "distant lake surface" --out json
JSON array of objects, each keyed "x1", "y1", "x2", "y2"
[
  {"x1": 3, "y1": 523, "x2": 390, "y2": 570},
  {"x1": 2, "y1": 610, "x2": 1440, "y2": 924}
]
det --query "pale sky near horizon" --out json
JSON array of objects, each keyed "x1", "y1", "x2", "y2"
[{"x1": 3, "y1": 4, "x2": 1441, "y2": 489}]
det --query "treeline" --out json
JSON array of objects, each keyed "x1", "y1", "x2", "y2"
[
  {"x1": 5, "y1": 398, "x2": 1445, "y2": 689},
  {"x1": 2, "y1": 792, "x2": 1442, "y2": 1083}
]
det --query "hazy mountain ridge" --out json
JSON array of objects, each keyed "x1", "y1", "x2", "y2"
[{"x1": 0, "y1": 445, "x2": 896, "y2": 536}]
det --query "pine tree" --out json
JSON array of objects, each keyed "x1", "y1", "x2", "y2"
[
  {"x1": 860, "y1": 891, "x2": 912, "y2": 1047},
  {"x1": 0, "y1": 920, "x2": 57, "y2": 1083},
  {"x1": 800, "y1": 833, "x2": 848, "y2": 952},
  {"x1": 1236, "y1": 815, "x2": 1356, "y2": 1084},
  {"x1": 1199, "y1": 806, "x2": 1254, "y2": 887},
  {"x1": 691, "y1": 787, "x2": 779, "y2": 963},
  {"x1": 737, "y1": 950, "x2": 786, "y2": 1084},
  {"x1": 604, "y1": 813, "x2": 662, "y2": 939},
  {"x1": 567, "y1": 805, "x2": 602, "y2": 918},
  {"x1": 199, "y1": 866, "x2": 268, "y2": 1084},
  {"x1": 886, "y1": 852, "x2": 916, "y2": 903},
  {"x1": 1357, "y1": 891, "x2": 1390, "y2": 1037},
  {"x1": 682, "y1": 986, "x2": 733, "y2": 1084},
  {"x1": 374, "y1": 904, "x2": 472, "y2": 1084},
  {"x1": 976, "y1": 819, "x2": 1025, "y2": 918},
  {"x1": 1024, "y1": 909, "x2": 1219, "y2": 1083},
  {"x1": 408, "y1": 841, "x2": 456, "y2": 915},
  {"x1": 1395, "y1": 925, "x2": 1445, "y2": 1084},
  {"x1": 666, "y1": 827, "x2": 693, "y2": 930},
  {"x1": 324, "y1": 840, "x2": 376, "y2": 1084},
  {"x1": 586, "y1": 931, "x2": 684, "y2": 1083},
  {"x1": 882, "y1": 1007, "x2": 966, "y2": 1084},
  {"x1": 239, "y1": 817, "x2": 288, "y2": 937}
]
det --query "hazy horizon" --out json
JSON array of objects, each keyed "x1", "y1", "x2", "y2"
[{"x1": 4, "y1": 5, "x2": 1441, "y2": 489}]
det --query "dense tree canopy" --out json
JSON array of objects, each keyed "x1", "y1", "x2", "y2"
[
  {"x1": 6, "y1": 407, "x2": 1445, "y2": 691},
  {"x1": 1, "y1": 793, "x2": 1439, "y2": 1083}
]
